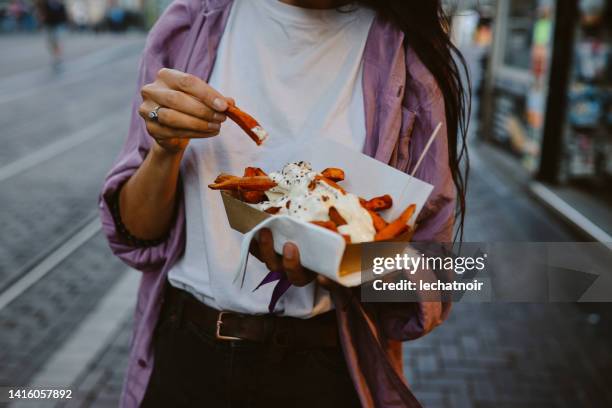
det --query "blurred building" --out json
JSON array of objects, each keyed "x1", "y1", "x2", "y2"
[
  {"x1": 66, "y1": 0, "x2": 144, "y2": 28},
  {"x1": 480, "y1": 0, "x2": 611, "y2": 242},
  {"x1": 0, "y1": 0, "x2": 147, "y2": 31}
]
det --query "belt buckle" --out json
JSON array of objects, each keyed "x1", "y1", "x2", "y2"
[{"x1": 216, "y1": 311, "x2": 243, "y2": 341}]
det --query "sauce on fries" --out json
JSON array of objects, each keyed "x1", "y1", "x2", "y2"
[{"x1": 208, "y1": 161, "x2": 416, "y2": 243}]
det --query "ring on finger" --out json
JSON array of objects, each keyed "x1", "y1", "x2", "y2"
[{"x1": 148, "y1": 105, "x2": 162, "y2": 122}]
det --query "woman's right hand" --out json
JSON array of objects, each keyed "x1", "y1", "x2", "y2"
[{"x1": 138, "y1": 68, "x2": 230, "y2": 153}]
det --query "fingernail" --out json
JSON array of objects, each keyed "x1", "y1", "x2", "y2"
[
  {"x1": 213, "y1": 113, "x2": 226, "y2": 122},
  {"x1": 284, "y1": 245, "x2": 296, "y2": 260},
  {"x1": 208, "y1": 122, "x2": 220, "y2": 131},
  {"x1": 213, "y1": 98, "x2": 228, "y2": 111}
]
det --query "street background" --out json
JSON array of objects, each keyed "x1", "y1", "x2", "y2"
[{"x1": 1, "y1": 1, "x2": 611, "y2": 407}]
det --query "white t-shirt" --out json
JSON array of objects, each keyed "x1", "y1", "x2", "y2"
[{"x1": 168, "y1": 0, "x2": 375, "y2": 318}]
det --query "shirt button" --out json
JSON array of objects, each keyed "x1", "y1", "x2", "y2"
[{"x1": 138, "y1": 359, "x2": 147, "y2": 368}]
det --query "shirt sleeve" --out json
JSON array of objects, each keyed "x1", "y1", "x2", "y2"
[
  {"x1": 378, "y1": 59, "x2": 455, "y2": 340},
  {"x1": 98, "y1": 0, "x2": 195, "y2": 273}
]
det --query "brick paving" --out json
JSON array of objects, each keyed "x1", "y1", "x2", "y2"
[
  {"x1": 0, "y1": 36, "x2": 141, "y2": 287},
  {"x1": 0, "y1": 233, "x2": 126, "y2": 388},
  {"x1": 0, "y1": 34, "x2": 143, "y2": 407},
  {"x1": 404, "y1": 303, "x2": 612, "y2": 408},
  {"x1": 60, "y1": 316, "x2": 133, "y2": 408}
]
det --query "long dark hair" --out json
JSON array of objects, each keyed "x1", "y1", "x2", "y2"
[{"x1": 357, "y1": 0, "x2": 471, "y2": 241}]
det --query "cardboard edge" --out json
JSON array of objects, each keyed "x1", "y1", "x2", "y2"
[{"x1": 221, "y1": 191, "x2": 417, "y2": 280}]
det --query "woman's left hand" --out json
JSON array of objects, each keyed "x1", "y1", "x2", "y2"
[{"x1": 250, "y1": 228, "x2": 335, "y2": 288}]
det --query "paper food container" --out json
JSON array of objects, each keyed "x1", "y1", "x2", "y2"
[{"x1": 224, "y1": 137, "x2": 435, "y2": 287}]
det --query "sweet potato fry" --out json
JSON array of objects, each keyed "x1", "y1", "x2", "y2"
[
  {"x1": 265, "y1": 207, "x2": 282, "y2": 214},
  {"x1": 367, "y1": 209, "x2": 388, "y2": 232},
  {"x1": 321, "y1": 168, "x2": 345, "y2": 182},
  {"x1": 208, "y1": 176, "x2": 277, "y2": 192},
  {"x1": 310, "y1": 221, "x2": 351, "y2": 243},
  {"x1": 364, "y1": 195, "x2": 393, "y2": 211},
  {"x1": 226, "y1": 105, "x2": 268, "y2": 146},
  {"x1": 374, "y1": 204, "x2": 416, "y2": 241},
  {"x1": 214, "y1": 173, "x2": 238, "y2": 184},
  {"x1": 244, "y1": 167, "x2": 267, "y2": 177},
  {"x1": 328, "y1": 206, "x2": 347, "y2": 226},
  {"x1": 310, "y1": 221, "x2": 338, "y2": 232},
  {"x1": 314, "y1": 175, "x2": 346, "y2": 194},
  {"x1": 241, "y1": 191, "x2": 266, "y2": 204},
  {"x1": 242, "y1": 168, "x2": 268, "y2": 203}
]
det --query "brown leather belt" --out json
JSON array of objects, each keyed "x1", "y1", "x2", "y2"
[{"x1": 163, "y1": 284, "x2": 339, "y2": 348}]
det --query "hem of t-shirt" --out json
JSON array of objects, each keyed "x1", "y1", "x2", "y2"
[{"x1": 167, "y1": 276, "x2": 221, "y2": 311}]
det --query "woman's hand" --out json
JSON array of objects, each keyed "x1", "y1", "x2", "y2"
[
  {"x1": 138, "y1": 68, "x2": 230, "y2": 153},
  {"x1": 250, "y1": 229, "x2": 335, "y2": 288}
]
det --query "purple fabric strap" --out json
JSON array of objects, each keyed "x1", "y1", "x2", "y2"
[{"x1": 254, "y1": 271, "x2": 292, "y2": 313}]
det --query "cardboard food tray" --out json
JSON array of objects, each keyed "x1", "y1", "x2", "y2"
[
  {"x1": 221, "y1": 137, "x2": 433, "y2": 287},
  {"x1": 221, "y1": 191, "x2": 415, "y2": 279}
]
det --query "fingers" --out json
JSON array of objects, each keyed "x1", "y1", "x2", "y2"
[
  {"x1": 156, "y1": 107, "x2": 221, "y2": 133},
  {"x1": 157, "y1": 68, "x2": 229, "y2": 113},
  {"x1": 283, "y1": 243, "x2": 315, "y2": 287},
  {"x1": 139, "y1": 99, "x2": 220, "y2": 139},
  {"x1": 141, "y1": 85, "x2": 226, "y2": 123},
  {"x1": 144, "y1": 120, "x2": 218, "y2": 141},
  {"x1": 256, "y1": 230, "x2": 317, "y2": 288},
  {"x1": 249, "y1": 238, "x2": 264, "y2": 263},
  {"x1": 258, "y1": 229, "x2": 281, "y2": 273}
]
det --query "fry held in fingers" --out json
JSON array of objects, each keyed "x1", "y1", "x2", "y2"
[{"x1": 226, "y1": 105, "x2": 269, "y2": 145}]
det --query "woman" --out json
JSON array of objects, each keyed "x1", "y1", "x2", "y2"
[{"x1": 100, "y1": 0, "x2": 469, "y2": 407}]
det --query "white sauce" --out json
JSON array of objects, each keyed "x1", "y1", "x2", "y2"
[
  {"x1": 251, "y1": 162, "x2": 375, "y2": 243},
  {"x1": 252, "y1": 126, "x2": 269, "y2": 143}
]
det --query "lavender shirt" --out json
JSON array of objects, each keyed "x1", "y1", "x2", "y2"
[{"x1": 99, "y1": 0, "x2": 454, "y2": 406}]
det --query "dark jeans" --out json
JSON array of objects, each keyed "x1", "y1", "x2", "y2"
[{"x1": 141, "y1": 299, "x2": 361, "y2": 408}]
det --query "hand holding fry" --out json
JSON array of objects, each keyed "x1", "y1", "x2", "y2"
[{"x1": 139, "y1": 68, "x2": 231, "y2": 153}]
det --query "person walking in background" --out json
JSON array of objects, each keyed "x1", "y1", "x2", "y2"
[
  {"x1": 100, "y1": 0, "x2": 470, "y2": 406},
  {"x1": 37, "y1": 0, "x2": 67, "y2": 69}
]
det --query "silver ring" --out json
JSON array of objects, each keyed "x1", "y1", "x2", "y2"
[{"x1": 148, "y1": 105, "x2": 162, "y2": 121}]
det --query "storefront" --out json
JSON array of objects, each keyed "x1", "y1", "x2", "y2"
[{"x1": 482, "y1": 0, "x2": 611, "y2": 241}]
